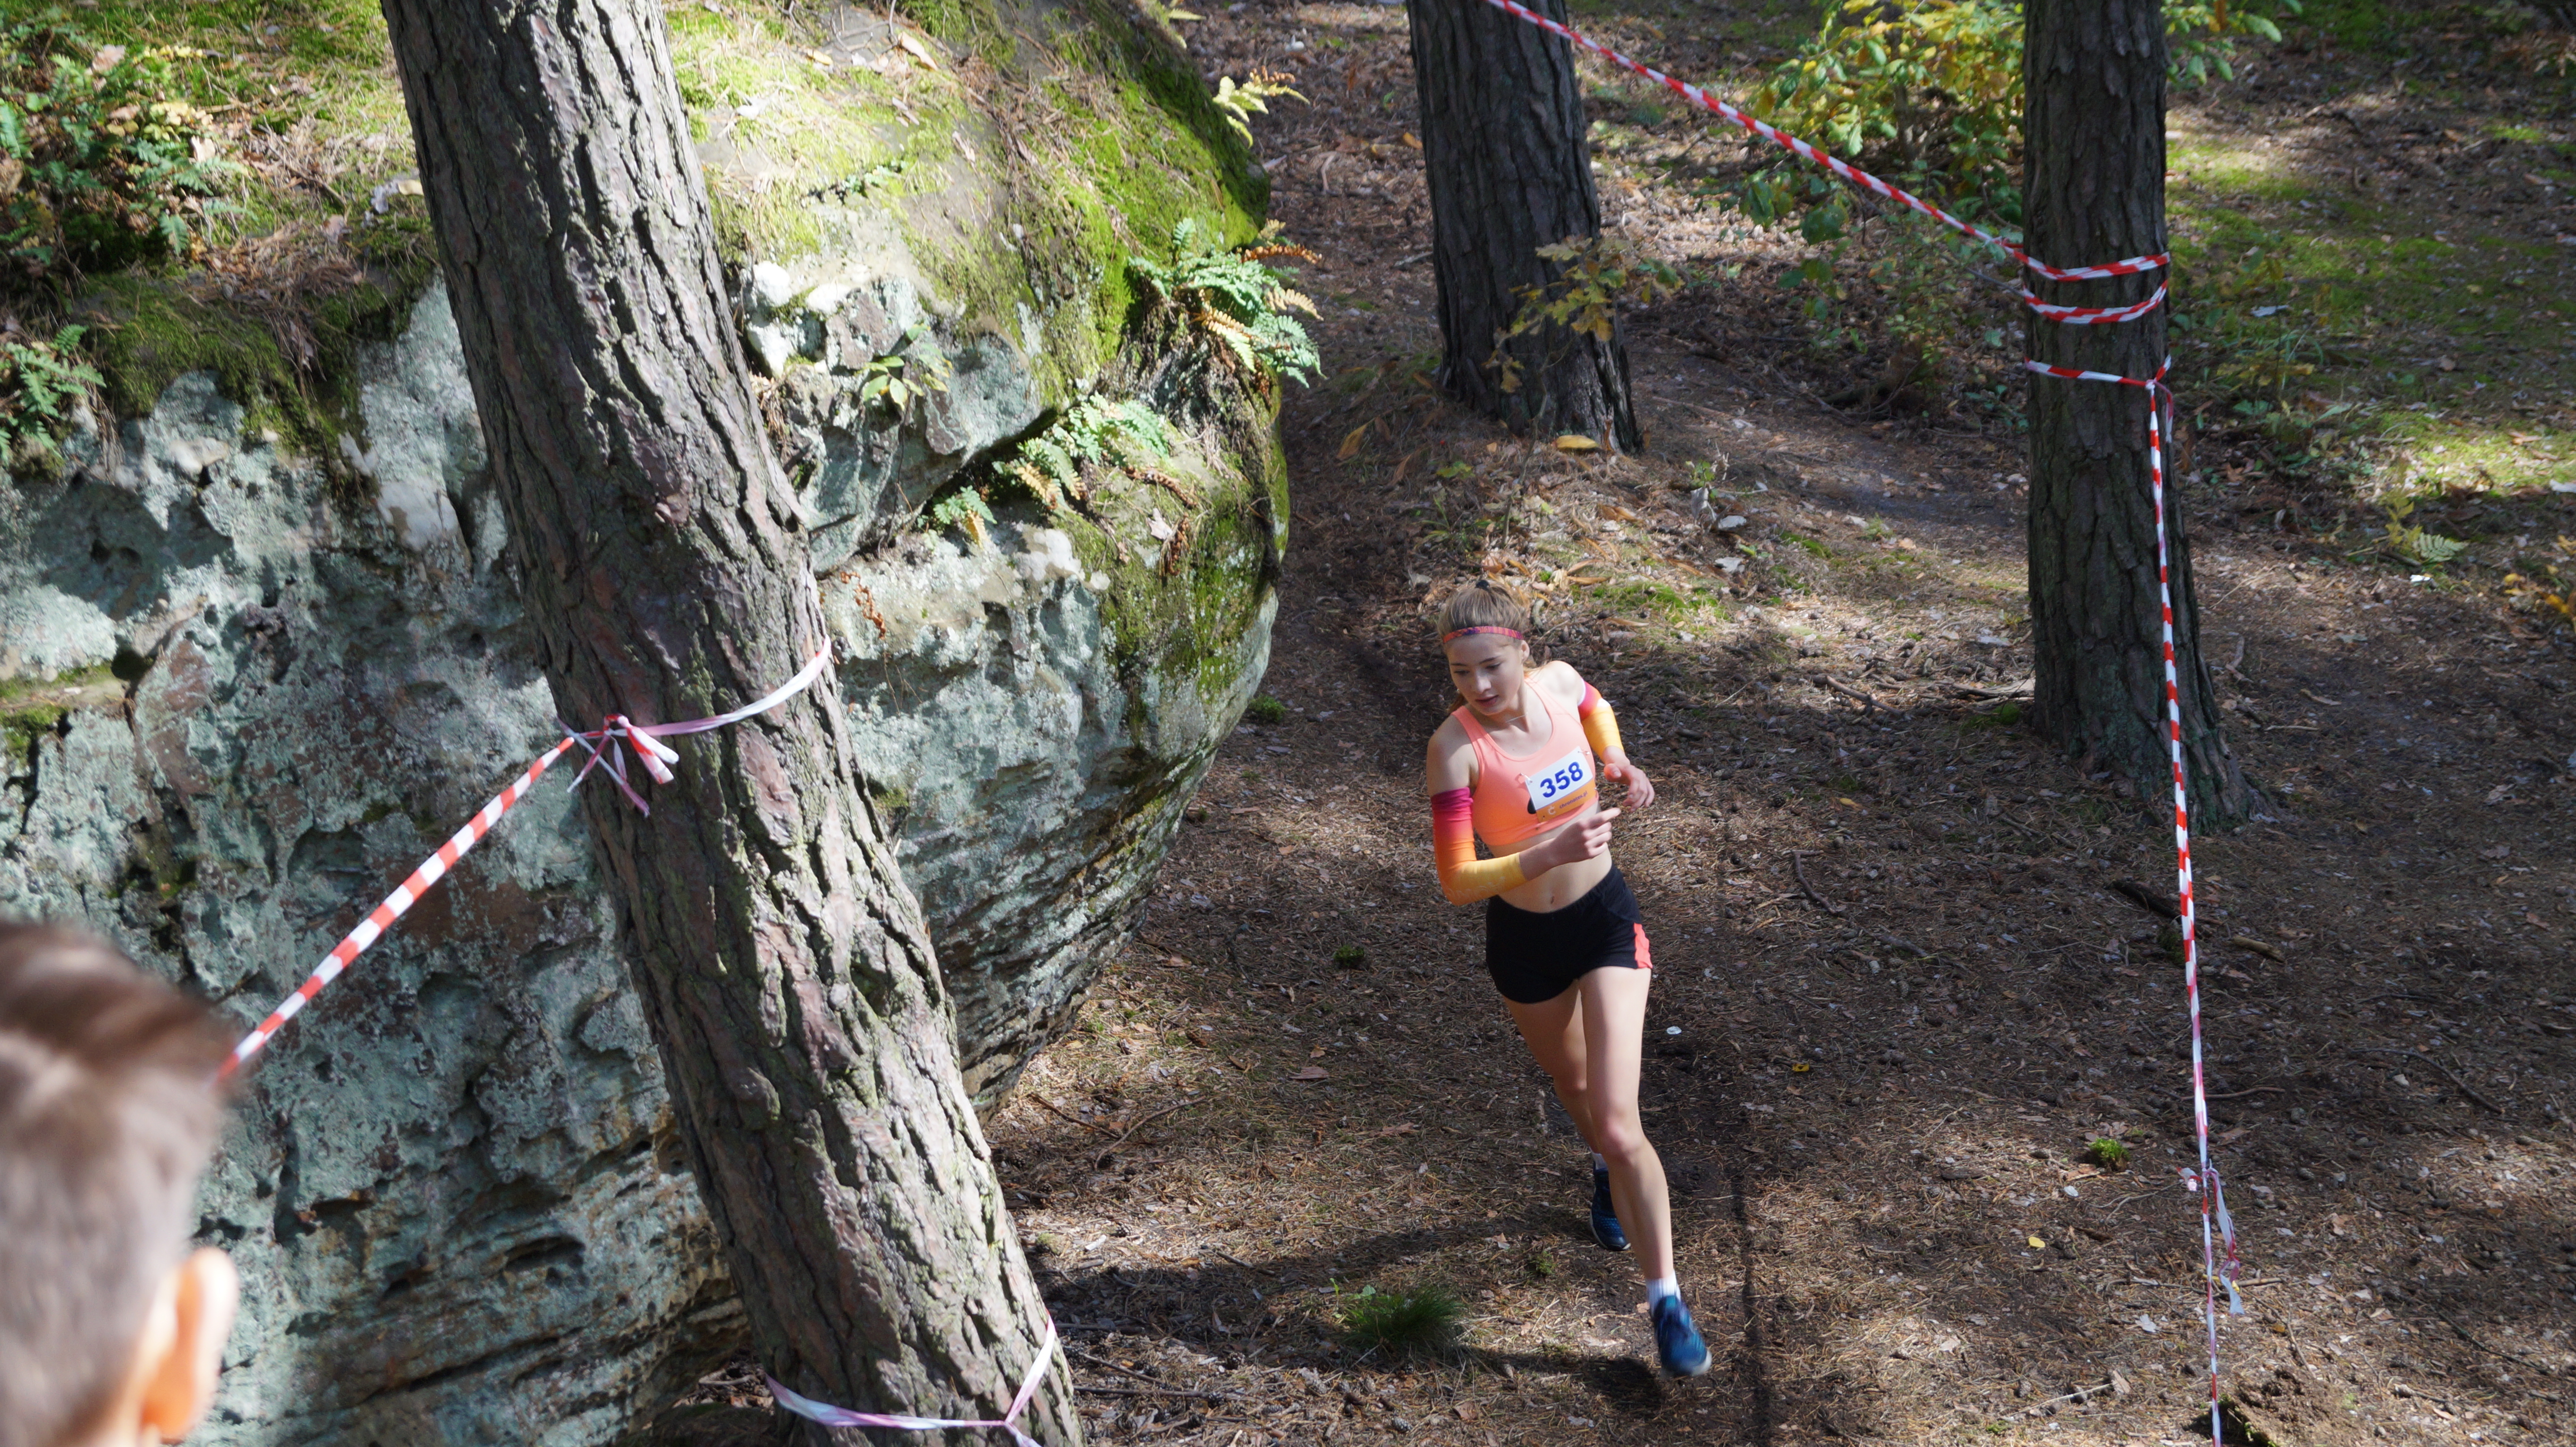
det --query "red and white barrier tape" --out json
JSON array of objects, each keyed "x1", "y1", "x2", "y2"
[
  {"x1": 766, "y1": 1319, "x2": 1060, "y2": 1447},
  {"x1": 1471, "y1": 0, "x2": 2168, "y2": 322},
  {"x1": 216, "y1": 648, "x2": 832, "y2": 1080},
  {"x1": 1459, "y1": 1, "x2": 2241, "y2": 1438}
]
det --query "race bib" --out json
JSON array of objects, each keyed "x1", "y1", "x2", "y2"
[{"x1": 1523, "y1": 748, "x2": 1593, "y2": 815}]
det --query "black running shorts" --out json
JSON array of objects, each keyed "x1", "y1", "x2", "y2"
[{"x1": 1483, "y1": 865, "x2": 1653, "y2": 1005}]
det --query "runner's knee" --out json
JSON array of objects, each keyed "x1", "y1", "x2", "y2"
[{"x1": 1592, "y1": 1111, "x2": 1649, "y2": 1164}]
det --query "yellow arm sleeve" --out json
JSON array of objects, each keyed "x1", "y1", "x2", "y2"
[
  {"x1": 1431, "y1": 788, "x2": 1527, "y2": 904},
  {"x1": 1579, "y1": 684, "x2": 1625, "y2": 759}
]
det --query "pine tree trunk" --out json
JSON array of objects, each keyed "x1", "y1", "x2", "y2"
[
  {"x1": 2023, "y1": 0, "x2": 2254, "y2": 824},
  {"x1": 377, "y1": 4, "x2": 1074, "y2": 1442},
  {"x1": 1408, "y1": 0, "x2": 1640, "y2": 449}
]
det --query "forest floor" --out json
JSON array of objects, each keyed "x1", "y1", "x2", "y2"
[{"x1": 950, "y1": 4, "x2": 2576, "y2": 1447}]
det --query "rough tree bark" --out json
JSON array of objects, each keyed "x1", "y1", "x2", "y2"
[
  {"x1": 1408, "y1": 0, "x2": 1640, "y2": 449},
  {"x1": 376, "y1": 3, "x2": 1074, "y2": 1442},
  {"x1": 2023, "y1": 0, "x2": 2254, "y2": 823}
]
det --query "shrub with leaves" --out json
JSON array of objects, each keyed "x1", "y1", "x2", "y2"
[
  {"x1": 1730, "y1": 0, "x2": 2300, "y2": 241},
  {"x1": 855, "y1": 323, "x2": 951, "y2": 418},
  {"x1": 1000, "y1": 395, "x2": 1179, "y2": 512},
  {"x1": 0, "y1": 320, "x2": 97, "y2": 463},
  {"x1": 1491, "y1": 234, "x2": 1680, "y2": 394},
  {"x1": 0, "y1": 11, "x2": 238, "y2": 278},
  {"x1": 1128, "y1": 218, "x2": 1319, "y2": 388}
]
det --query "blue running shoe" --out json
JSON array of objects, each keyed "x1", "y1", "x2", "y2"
[
  {"x1": 1588, "y1": 1166, "x2": 1629, "y2": 1252},
  {"x1": 1651, "y1": 1294, "x2": 1711, "y2": 1378}
]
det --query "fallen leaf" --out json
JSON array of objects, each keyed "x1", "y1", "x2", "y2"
[
  {"x1": 1291, "y1": 1066, "x2": 1329, "y2": 1081},
  {"x1": 1553, "y1": 434, "x2": 1601, "y2": 452},
  {"x1": 1338, "y1": 421, "x2": 1372, "y2": 459},
  {"x1": 896, "y1": 33, "x2": 941, "y2": 68},
  {"x1": 2028, "y1": 1235, "x2": 2048, "y2": 1249},
  {"x1": 2217, "y1": 1127, "x2": 2250, "y2": 1144}
]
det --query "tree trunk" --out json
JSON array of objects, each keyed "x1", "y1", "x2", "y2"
[
  {"x1": 376, "y1": 4, "x2": 1073, "y2": 1442},
  {"x1": 1408, "y1": 0, "x2": 1640, "y2": 449},
  {"x1": 2023, "y1": 0, "x2": 2253, "y2": 824}
]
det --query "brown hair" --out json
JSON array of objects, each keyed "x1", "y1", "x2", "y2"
[
  {"x1": 1436, "y1": 581, "x2": 1548, "y2": 708},
  {"x1": 0, "y1": 924, "x2": 231, "y2": 1447},
  {"x1": 1435, "y1": 579, "x2": 1535, "y2": 644}
]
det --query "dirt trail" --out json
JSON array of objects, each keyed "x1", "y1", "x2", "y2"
[{"x1": 949, "y1": 7, "x2": 2576, "y2": 1447}]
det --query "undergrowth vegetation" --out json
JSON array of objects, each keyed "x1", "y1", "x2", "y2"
[
  {"x1": 1128, "y1": 217, "x2": 1320, "y2": 388},
  {"x1": 0, "y1": 9, "x2": 237, "y2": 279},
  {"x1": 1733, "y1": 0, "x2": 2301, "y2": 239}
]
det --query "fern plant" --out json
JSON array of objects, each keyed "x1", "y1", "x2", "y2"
[
  {"x1": 925, "y1": 485, "x2": 996, "y2": 545},
  {"x1": 1209, "y1": 70, "x2": 1306, "y2": 145},
  {"x1": 1000, "y1": 395, "x2": 1178, "y2": 512},
  {"x1": 2376, "y1": 495, "x2": 2467, "y2": 571},
  {"x1": 0, "y1": 322, "x2": 98, "y2": 462},
  {"x1": 1127, "y1": 218, "x2": 1319, "y2": 388}
]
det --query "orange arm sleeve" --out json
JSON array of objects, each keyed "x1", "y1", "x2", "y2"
[
  {"x1": 1431, "y1": 788, "x2": 1526, "y2": 904},
  {"x1": 1579, "y1": 684, "x2": 1625, "y2": 759}
]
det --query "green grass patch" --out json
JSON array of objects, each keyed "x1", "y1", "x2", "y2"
[
  {"x1": 1336, "y1": 1282, "x2": 1465, "y2": 1358},
  {"x1": 2167, "y1": 125, "x2": 2576, "y2": 501}
]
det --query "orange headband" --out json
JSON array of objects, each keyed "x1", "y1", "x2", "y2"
[{"x1": 1441, "y1": 627, "x2": 1523, "y2": 643}]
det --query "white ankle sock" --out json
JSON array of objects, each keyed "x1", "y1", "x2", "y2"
[
  {"x1": 1645, "y1": 1275, "x2": 1680, "y2": 1305},
  {"x1": 1590, "y1": 1152, "x2": 1607, "y2": 1172}
]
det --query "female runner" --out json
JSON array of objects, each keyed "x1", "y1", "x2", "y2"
[{"x1": 1422, "y1": 581, "x2": 1708, "y2": 1378}]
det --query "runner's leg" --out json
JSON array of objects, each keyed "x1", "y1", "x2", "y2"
[
  {"x1": 1504, "y1": 988, "x2": 1606, "y2": 1158},
  {"x1": 1574, "y1": 964, "x2": 1672, "y2": 1283}
]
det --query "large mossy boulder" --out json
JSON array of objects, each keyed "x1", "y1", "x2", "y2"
[{"x1": 0, "y1": 2, "x2": 1282, "y2": 1442}]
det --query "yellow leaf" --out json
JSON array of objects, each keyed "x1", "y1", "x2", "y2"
[
  {"x1": 1338, "y1": 422, "x2": 1372, "y2": 460},
  {"x1": 2028, "y1": 1236, "x2": 2047, "y2": 1250},
  {"x1": 1169, "y1": 6, "x2": 1206, "y2": 17},
  {"x1": 1553, "y1": 434, "x2": 1600, "y2": 452}
]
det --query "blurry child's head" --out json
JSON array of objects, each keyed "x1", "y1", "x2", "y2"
[{"x1": 0, "y1": 924, "x2": 237, "y2": 1447}]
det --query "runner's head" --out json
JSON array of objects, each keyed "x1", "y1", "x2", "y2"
[
  {"x1": 1439, "y1": 580, "x2": 1537, "y2": 717},
  {"x1": 0, "y1": 923, "x2": 238, "y2": 1447}
]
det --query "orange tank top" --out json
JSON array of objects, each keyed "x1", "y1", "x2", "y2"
[{"x1": 1453, "y1": 684, "x2": 1599, "y2": 851}]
